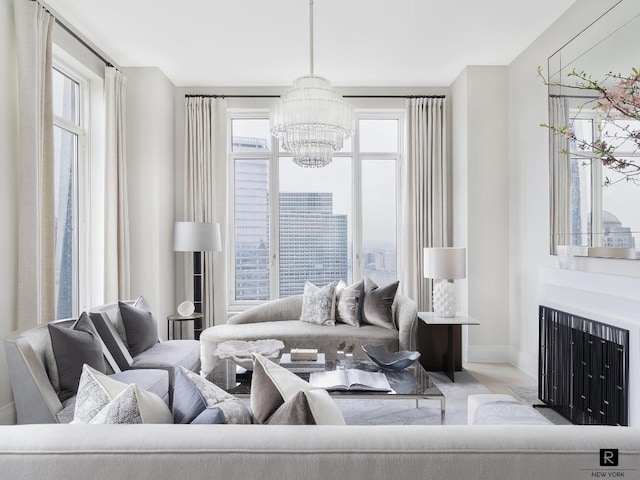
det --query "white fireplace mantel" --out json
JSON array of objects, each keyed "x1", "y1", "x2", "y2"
[{"x1": 539, "y1": 267, "x2": 640, "y2": 426}]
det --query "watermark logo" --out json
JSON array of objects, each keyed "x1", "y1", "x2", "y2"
[{"x1": 600, "y1": 449, "x2": 619, "y2": 467}]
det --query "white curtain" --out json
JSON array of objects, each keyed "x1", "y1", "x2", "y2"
[
  {"x1": 184, "y1": 97, "x2": 228, "y2": 328},
  {"x1": 401, "y1": 97, "x2": 449, "y2": 311},
  {"x1": 14, "y1": 0, "x2": 55, "y2": 327},
  {"x1": 104, "y1": 67, "x2": 130, "y2": 301},
  {"x1": 549, "y1": 96, "x2": 570, "y2": 251}
]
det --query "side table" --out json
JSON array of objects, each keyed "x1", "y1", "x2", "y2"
[
  {"x1": 167, "y1": 312, "x2": 204, "y2": 340},
  {"x1": 417, "y1": 312, "x2": 479, "y2": 382}
]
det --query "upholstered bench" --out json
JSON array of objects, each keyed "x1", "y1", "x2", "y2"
[{"x1": 467, "y1": 394, "x2": 552, "y2": 425}]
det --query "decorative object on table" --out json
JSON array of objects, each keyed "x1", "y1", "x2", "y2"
[
  {"x1": 423, "y1": 247, "x2": 466, "y2": 318},
  {"x1": 309, "y1": 369, "x2": 391, "y2": 392},
  {"x1": 214, "y1": 339, "x2": 285, "y2": 370},
  {"x1": 177, "y1": 300, "x2": 195, "y2": 317},
  {"x1": 173, "y1": 221, "x2": 222, "y2": 339},
  {"x1": 279, "y1": 353, "x2": 326, "y2": 373},
  {"x1": 269, "y1": 0, "x2": 354, "y2": 168},
  {"x1": 361, "y1": 344, "x2": 421, "y2": 372},
  {"x1": 290, "y1": 348, "x2": 318, "y2": 361}
]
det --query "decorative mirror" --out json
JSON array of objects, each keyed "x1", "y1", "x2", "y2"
[{"x1": 547, "y1": 1, "x2": 640, "y2": 260}]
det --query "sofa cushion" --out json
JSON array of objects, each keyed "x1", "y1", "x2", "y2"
[
  {"x1": 131, "y1": 340, "x2": 200, "y2": 373},
  {"x1": 48, "y1": 312, "x2": 107, "y2": 402},
  {"x1": 300, "y1": 281, "x2": 337, "y2": 327},
  {"x1": 173, "y1": 367, "x2": 251, "y2": 424},
  {"x1": 119, "y1": 296, "x2": 158, "y2": 356},
  {"x1": 251, "y1": 354, "x2": 344, "y2": 425},
  {"x1": 362, "y1": 277, "x2": 399, "y2": 330},
  {"x1": 72, "y1": 365, "x2": 171, "y2": 424},
  {"x1": 335, "y1": 280, "x2": 364, "y2": 327}
]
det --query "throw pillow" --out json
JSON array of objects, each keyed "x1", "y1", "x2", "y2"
[
  {"x1": 250, "y1": 353, "x2": 345, "y2": 425},
  {"x1": 119, "y1": 295, "x2": 158, "y2": 356},
  {"x1": 299, "y1": 281, "x2": 337, "y2": 327},
  {"x1": 334, "y1": 279, "x2": 364, "y2": 327},
  {"x1": 48, "y1": 312, "x2": 107, "y2": 402},
  {"x1": 361, "y1": 277, "x2": 399, "y2": 330},
  {"x1": 172, "y1": 366, "x2": 251, "y2": 424},
  {"x1": 72, "y1": 364, "x2": 172, "y2": 424}
]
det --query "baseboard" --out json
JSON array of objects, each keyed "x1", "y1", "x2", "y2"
[
  {"x1": 0, "y1": 402, "x2": 16, "y2": 425},
  {"x1": 465, "y1": 344, "x2": 511, "y2": 363}
]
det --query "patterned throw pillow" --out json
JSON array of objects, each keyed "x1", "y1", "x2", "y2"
[
  {"x1": 172, "y1": 367, "x2": 252, "y2": 424},
  {"x1": 250, "y1": 353, "x2": 345, "y2": 425},
  {"x1": 72, "y1": 364, "x2": 172, "y2": 424},
  {"x1": 299, "y1": 281, "x2": 337, "y2": 326},
  {"x1": 361, "y1": 277, "x2": 399, "y2": 330},
  {"x1": 334, "y1": 279, "x2": 364, "y2": 327}
]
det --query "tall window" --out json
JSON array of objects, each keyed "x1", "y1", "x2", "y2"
[
  {"x1": 52, "y1": 65, "x2": 86, "y2": 318},
  {"x1": 229, "y1": 111, "x2": 402, "y2": 305}
]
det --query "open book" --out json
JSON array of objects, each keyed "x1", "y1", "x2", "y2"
[{"x1": 309, "y1": 369, "x2": 391, "y2": 392}]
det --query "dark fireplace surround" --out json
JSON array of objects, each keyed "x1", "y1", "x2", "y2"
[{"x1": 539, "y1": 305, "x2": 629, "y2": 426}]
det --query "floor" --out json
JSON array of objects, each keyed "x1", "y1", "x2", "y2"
[{"x1": 462, "y1": 362, "x2": 537, "y2": 394}]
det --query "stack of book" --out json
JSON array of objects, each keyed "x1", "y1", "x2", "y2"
[{"x1": 279, "y1": 352, "x2": 326, "y2": 373}]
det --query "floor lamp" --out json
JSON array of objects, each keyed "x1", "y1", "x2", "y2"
[{"x1": 173, "y1": 222, "x2": 222, "y2": 339}]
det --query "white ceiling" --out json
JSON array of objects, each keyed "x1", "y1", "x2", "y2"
[{"x1": 44, "y1": 0, "x2": 577, "y2": 87}]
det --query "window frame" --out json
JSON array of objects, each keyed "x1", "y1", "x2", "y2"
[
  {"x1": 227, "y1": 108, "x2": 404, "y2": 311},
  {"x1": 52, "y1": 59, "x2": 91, "y2": 319}
]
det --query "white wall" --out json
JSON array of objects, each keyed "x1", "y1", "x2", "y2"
[
  {"x1": 0, "y1": 0, "x2": 19, "y2": 425},
  {"x1": 452, "y1": 66, "x2": 510, "y2": 363},
  {"x1": 507, "y1": 0, "x2": 640, "y2": 377},
  {"x1": 125, "y1": 67, "x2": 176, "y2": 337}
]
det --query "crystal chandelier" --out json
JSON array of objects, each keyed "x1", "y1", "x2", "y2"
[{"x1": 270, "y1": 0, "x2": 354, "y2": 168}]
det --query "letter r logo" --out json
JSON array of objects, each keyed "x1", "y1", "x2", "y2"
[{"x1": 600, "y1": 449, "x2": 618, "y2": 466}]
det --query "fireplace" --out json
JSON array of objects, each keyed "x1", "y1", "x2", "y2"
[{"x1": 539, "y1": 305, "x2": 629, "y2": 426}]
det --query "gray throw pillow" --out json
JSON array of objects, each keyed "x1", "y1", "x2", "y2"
[
  {"x1": 361, "y1": 277, "x2": 399, "y2": 330},
  {"x1": 48, "y1": 312, "x2": 107, "y2": 402},
  {"x1": 299, "y1": 281, "x2": 337, "y2": 326},
  {"x1": 335, "y1": 279, "x2": 364, "y2": 327},
  {"x1": 119, "y1": 296, "x2": 158, "y2": 356},
  {"x1": 172, "y1": 366, "x2": 251, "y2": 424}
]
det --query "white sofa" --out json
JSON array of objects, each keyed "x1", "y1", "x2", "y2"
[
  {"x1": 200, "y1": 293, "x2": 418, "y2": 376},
  {"x1": 0, "y1": 424, "x2": 638, "y2": 480}
]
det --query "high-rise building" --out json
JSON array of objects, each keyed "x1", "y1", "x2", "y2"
[
  {"x1": 279, "y1": 192, "x2": 348, "y2": 297},
  {"x1": 233, "y1": 154, "x2": 270, "y2": 301}
]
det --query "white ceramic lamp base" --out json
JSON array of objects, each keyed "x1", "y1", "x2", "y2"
[{"x1": 433, "y1": 280, "x2": 456, "y2": 317}]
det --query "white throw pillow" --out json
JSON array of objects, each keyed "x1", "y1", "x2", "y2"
[
  {"x1": 72, "y1": 364, "x2": 172, "y2": 424},
  {"x1": 299, "y1": 281, "x2": 337, "y2": 326}
]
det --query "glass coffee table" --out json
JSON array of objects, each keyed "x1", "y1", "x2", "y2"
[{"x1": 209, "y1": 358, "x2": 446, "y2": 424}]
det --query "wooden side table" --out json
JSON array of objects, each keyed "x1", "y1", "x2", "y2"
[
  {"x1": 167, "y1": 312, "x2": 204, "y2": 340},
  {"x1": 417, "y1": 312, "x2": 480, "y2": 382}
]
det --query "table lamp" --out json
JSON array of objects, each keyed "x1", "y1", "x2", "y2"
[
  {"x1": 423, "y1": 247, "x2": 466, "y2": 318},
  {"x1": 173, "y1": 222, "x2": 222, "y2": 338}
]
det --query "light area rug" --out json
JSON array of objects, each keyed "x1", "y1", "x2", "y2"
[
  {"x1": 506, "y1": 385, "x2": 572, "y2": 425},
  {"x1": 334, "y1": 371, "x2": 492, "y2": 425}
]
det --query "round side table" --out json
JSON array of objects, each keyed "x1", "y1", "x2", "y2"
[{"x1": 167, "y1": 312, "x2": 204, "y2": 340}]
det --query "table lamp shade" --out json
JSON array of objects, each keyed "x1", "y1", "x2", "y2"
[
  {"x1": 173, "y1": 222, "x2": 222, "y2": 252},
  {"x1": 423, "y1": 247, "x2": 466, "y2": 280}
]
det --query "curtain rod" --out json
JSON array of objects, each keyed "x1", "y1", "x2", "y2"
[
  {"x1": 185, "y1": 94, "x2": 445, "y2": 99},
  {"x1": 54, "y1": 18, "x2": 114, "y2": 68}
]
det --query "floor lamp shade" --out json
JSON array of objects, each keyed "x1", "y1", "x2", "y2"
[
  {"x1": 173, "y1": 222, "x2": 222, "y2": 339},
  {"x1": 173, "y1": 222, "x2": 222, "y2": 252},
  {"x1": 423, "y1": 247, "x2": 466, "y2": 318}
]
